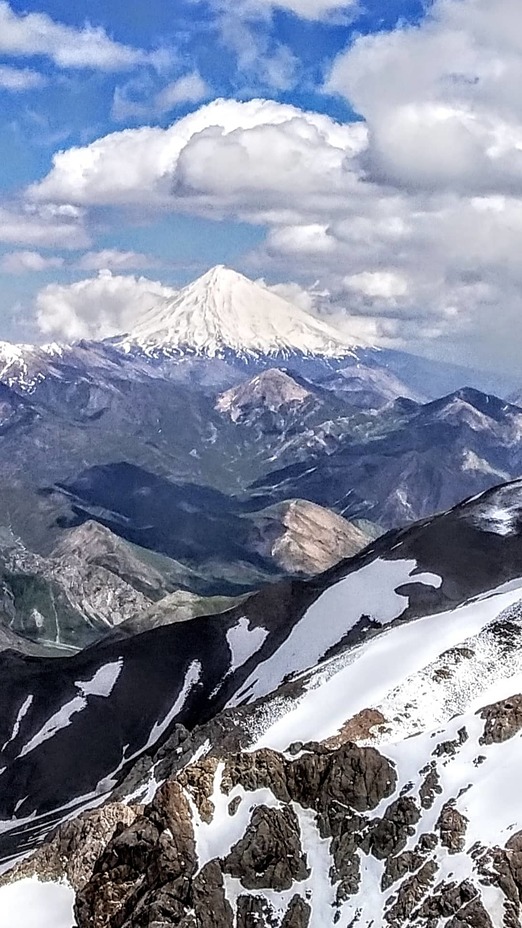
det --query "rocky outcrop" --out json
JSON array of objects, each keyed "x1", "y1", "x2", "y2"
[
  {"x1": 437, "y1": 801, "x2": 468, "y2": 853},
  {"x1": 249, "y1": 499, "x2": 370, "y2": 575},
  {"x1": 75, "y1": 742, "x2": 397, "y2": 928},
  {"x1": 0, "y1": 803, "x2": 138, "y2": 892},
  {"x1": 224, "y1": 806, "x2": 309, "y2": 890},
  {"x1": 479, "y1": 694, "x2": 522, "y2": 744},
  {"x1": 216, "y1": 369, "x2": 315, "y2": 423}
]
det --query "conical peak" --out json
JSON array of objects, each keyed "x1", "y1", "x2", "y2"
[
  {"x1": 190, "y1": 265, "x2": 251, "y2": 290},
  {"x1": 118, "y1": 265, "x2": 362, "y2": 360}
]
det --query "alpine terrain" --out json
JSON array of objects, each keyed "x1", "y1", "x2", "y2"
[{"x1": 1, "y1": 265, "x2": 522, "y2": 928}]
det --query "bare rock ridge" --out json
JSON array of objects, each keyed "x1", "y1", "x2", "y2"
[
  {"x1": 11, "y1": 691, "x2": 522, "y2": 928},
  {"x1": 250, "y1": 498, "x2": 371, "y2": 574},
  {"x1": 216, "y1": 368, "x2": 315, "y2": 421}
]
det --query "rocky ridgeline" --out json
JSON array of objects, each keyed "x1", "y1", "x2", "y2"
[{"x1": 7, "y1": 692, "x2": 522, "y2": 927}]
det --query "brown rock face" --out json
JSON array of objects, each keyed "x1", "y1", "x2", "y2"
[
  {"x1": 419, "y1": 762, "x2": 442, "y2": 810},
  {"x1": 224, "y1": 805, "x2": 309, "y2": 890},
  {"x1": 437, "y1": 802, "x2": 468, "y2": 854},
  {"x1": 75, "y1": 780, "x2": 197, "y2": 928},
  {"x1": 479, "y1": 694, "x2": 522, "y2": 744},
  {"x1": 222, "y1": 744, "x2": 397, "y2": 818},
  {"x1": 385, "y1": 860, "x2": 439, "y2": 924},
  {"x1": 414, "y1": 880, "x2": 494, "y2": 927},
  {"x1": 0, "y1": 803, "x2": 138, "y2": 892},
  {"x1": 369, "y1": 796, "x2": 421, "y2": 860},
  {"x1": 322, "y1": 708, "x2": 387, "y2": 747},
  {"x1": 75, "y1": 741, "x2": 397, "y2": 928},
  {"x1": 192, "y1": 861, "x2": 234, "y2": 928},
  {"x1": 177, "y1": 758, "x2": 219, "y2": 823}
]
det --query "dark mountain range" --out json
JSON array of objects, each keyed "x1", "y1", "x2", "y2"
[
  {"x1": 2, "y1": 480, "x2": 522, "y2": 928},
  {"x1": 252, "y1": 387, "x2": 522, "y2": 527},
  {"x1": 0, "y1": 480, "x2": 521, "y2": 859}
]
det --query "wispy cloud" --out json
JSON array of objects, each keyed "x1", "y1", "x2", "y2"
[
  {"x1": 0, "y1": 64, "x2": 46, "y2": 91},
  {"x1": 112, "y1": 71, "x2": 210, "y2": 121},
  {"x1": 0, "y1": 250, "x2": 64, "y2": 273},
  {"x1": 0, "y1": 1, "x2": 149, "y2": 71},
  {"x1": 0, "y1": 203, "x2": 89, "y2": 250},
  {"x1": 76, "y1": 249, "x2": 161, "y2": 271}
]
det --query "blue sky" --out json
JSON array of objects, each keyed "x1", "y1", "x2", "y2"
[
  {"x1": 0, "y1": 0, "x2": 426, "y2": 340},
  {"x1": 0, "y1": 0, "x2": 521, "y2": 376}
]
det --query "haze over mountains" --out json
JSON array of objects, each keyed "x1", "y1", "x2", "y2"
[
  {"x1": 0, "y1": 266, "x2": 520, "y2": 653},
  {"x1": 2, "y1": 265, "x2": 522, "y2": 927}
]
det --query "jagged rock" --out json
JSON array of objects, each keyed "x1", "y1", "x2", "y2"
[
  {"x1": 437, "y1": 801, "x2": 468, "y2": 853},
  {"x1": 75, "y1": 781, "x2": 197, "y2": 928},
  {"x1": 385, "y1": 860, "x2": 439, "y2": 924},
  {"x1": 281, "y1": 895, "x2": 312, "y2": 928},
  {"x1": 419, "y1": 762, "x2": 443, "y2": 809},
  {"x1": 177, "y1": 758, "x2": 219, "y2": 823},
  {"x1": 192, "y1": 861, "x2": 234, "y2": 928},
  {"x1": 0, "y1": 803, "x2": 138, "y2": 892},
  {"x1": 414, "y1": 879, "x2": 479, "y2": 920},
  {"x1": 381, "y1": 849, "x2": 427, "y2": 891},
  {"x1": 370, "y1": 796, "x2": 421, "y2": 860},
  {"x1": 446, "y1": 899, "x2": 494, "y2": 927},
  {"x1": 328, "y1": 810, "x2": 367, "y2": 902},
  {"x1": 479, "y1": 694, "x2": 522, "y2": 744},
  {"x1": 222, "y1": 743, "x2": 396, "y2": 822},
  {"x1": 236, "y1": 895, "x2": 276, "y2": 928},
  {"x1": 432, "y1": 726, "x2": 468, "y2": 757},
  {"x1": 224, "y1": 805, "x2": 309, "y2": 890}
]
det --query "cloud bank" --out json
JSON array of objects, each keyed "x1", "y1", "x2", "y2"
[{"x1": 8, "y1": 0, "x2": 522, "y2": 370}]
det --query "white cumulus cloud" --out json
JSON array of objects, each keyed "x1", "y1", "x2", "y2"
[
  {"x1": 35, "y1": 270, "x2": 177, "y2": 341},
  {"x1": 29, "y1": 98, "x2": 366, "y2": 217}
]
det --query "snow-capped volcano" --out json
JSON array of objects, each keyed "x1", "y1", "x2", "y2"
[{"x1": 116, "y1": 265, "x2": 360, "y2": 359}]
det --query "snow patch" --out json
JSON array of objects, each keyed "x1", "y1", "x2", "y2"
[
  {"x1": 0, "y1": 878, "x2": 75, "y2": 928},
  {"x1": 2, "y1": 696, "x2": 33, "y2": 751},
  {"x1": 19, "y1": 660, "x2": 123, "y2": 758},
  {"x1": 230, "y1": 558, "x2": 441, "y2": 707},
  {"x1": 75, "y1": 660, "x2": 123, "y2": 698},
  {"x1": 226, "y1": 617, "x2": 269, "y2": 673}
]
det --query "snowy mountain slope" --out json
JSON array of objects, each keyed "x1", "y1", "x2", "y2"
[
  {"x1": 115, "y1": 265, "x2": 361, "y2": 360},
  {"x1": 14, "y1": 594, "x2": 522, "y2": 927},
  {"x1": 3, "y1": 480, "x2": 522, "y2": 869},
  {"x1": 0, "y1": 877, "x2": 74, "y2": 928},
  {"x1": 69, "y1": 678, "x2": 522, "y2": 928}
]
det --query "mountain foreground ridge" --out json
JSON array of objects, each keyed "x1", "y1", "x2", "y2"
[{"x1": 3, "y1": 480, "x2": 522, "y2": 927}]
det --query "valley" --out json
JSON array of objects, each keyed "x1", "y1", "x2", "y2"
[{"x1": 1, "y1": 266, "x2": 522, "y2": 928}]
